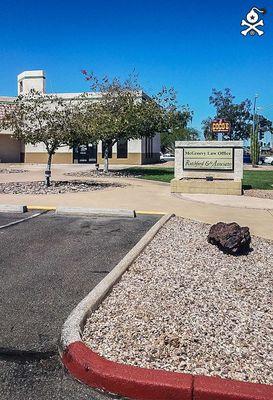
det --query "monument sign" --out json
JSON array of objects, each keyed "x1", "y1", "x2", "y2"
[
  {"x1": 183, "y1": 147, "x2": 234, "y2": 171},
  {"x1": 171, "y1": 141, "x2": 243, "y2": 195}
]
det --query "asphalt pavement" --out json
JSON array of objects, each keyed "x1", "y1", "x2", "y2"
[
  {"x1": 0, "y1": 210, "x2": 39, "y2": 227},
  {"x1": 0, "y1": 211, "x2": 159, "y2": 399}
]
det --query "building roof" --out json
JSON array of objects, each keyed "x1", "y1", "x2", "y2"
[
  {"x1": 0, "y1": 90, "x2": 148, "y2": 102},
  {"x1": 17, "y1": 70, "x2": 45, "y2": 81},
  {"x1": 0, "y1": 96, "x2": 16, "y2": 103},
  {"x1": 42, "y1": 90, "x2": 147, "y2": 101},
  {"x1": 0, "y1": 97, "x2": 16, "y2": 122}
]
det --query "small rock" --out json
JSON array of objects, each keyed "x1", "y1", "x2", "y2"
[{"x1": 207, "y1": 222, "x2": 251, "y2": 255}]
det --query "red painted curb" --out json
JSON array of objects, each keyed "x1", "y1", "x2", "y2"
[
  {"x1": 194, "y1": 375, "x2": 273, "y2": 400},
  {"x1": 61, "y1": 341, "x2": 273, "y2": 400},
  {"x1": 62, "y1": 341, "x2": 193, "y2": 400}
]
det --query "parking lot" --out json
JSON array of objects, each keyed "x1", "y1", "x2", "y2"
[{"x1": 0, "y1": 211, "x2": 159, "y2": 399}]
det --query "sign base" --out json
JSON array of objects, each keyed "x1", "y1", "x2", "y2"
[{"x1": 171, "y1": 178, "x2": 242, "y2": 196}]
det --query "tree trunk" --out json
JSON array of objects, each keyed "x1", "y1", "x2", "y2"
[
  {"x1": 103, "y1": 143, "x2": 109, "y2": 173},
  {"x1": 45, "y1": 152, "x2": 53, "y2": 187}
]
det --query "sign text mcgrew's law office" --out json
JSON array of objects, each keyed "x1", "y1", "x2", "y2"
[{"x1": 183, "y1": 148, "x2": 234, "y2": 171}]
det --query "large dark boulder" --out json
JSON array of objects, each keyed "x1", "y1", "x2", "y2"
[{"x1": 208, "y1": 222, "x2": 251, "y2": 255}]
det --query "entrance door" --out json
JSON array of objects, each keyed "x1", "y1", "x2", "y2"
[{"x1": 73, "y1": 143, "x2": 97, "y2": 164}]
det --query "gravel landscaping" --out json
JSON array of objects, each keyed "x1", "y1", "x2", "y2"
[
  {"x1": 244, "y1": 189, "x2": 273, "y2": 200},
  {"x1": 0, "y1": 168, "x2": 28, "y2": 174},
  {"x1": 65, "y1": 170, "x2": 141, "y2": 179},
  {"x1": 83, "y1": 217, "x2": 273, "y2": 385},
  {"x1": 0, "y1": 180, "x2": 124, "y2": 195}
]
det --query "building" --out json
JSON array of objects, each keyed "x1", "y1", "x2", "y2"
[
  {"x1": 0, "y1": 96, "x2": 25, "y2": 163},
  {"x1": 0, "y1": 70, "x2": 161, "y2": 165}
]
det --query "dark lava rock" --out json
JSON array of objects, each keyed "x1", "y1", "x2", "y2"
[{"x1": 208, "y1": 222, "x2": 251, "y2": 255}]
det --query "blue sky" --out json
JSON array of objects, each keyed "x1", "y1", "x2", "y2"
[{"x1": 1, "y1": 0, "x2": 272, "y2": 136}]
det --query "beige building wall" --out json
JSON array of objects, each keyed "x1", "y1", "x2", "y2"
[
  {"x1": 97, "y1": 152, "x2": 142, "y2": 165},
  {"x1": 25, "y1": 143, "x2": 73, "y2": 164},
  {"x1": 0, "y1": 133, "x2": 23, "y2": 163},
  {"x1": 97, "y1": 136, "x2": 160, "y2": 165},
  {"x1": 8, "y1": 134, "x2": 161, "y2": 166},
  {"x1": 97, "y1": 138, "x2": 142, "y2": 165}
]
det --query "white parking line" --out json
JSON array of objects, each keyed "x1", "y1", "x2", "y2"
[{"x1": 0, "y1": 211, "x2": 47, "y2": 230}]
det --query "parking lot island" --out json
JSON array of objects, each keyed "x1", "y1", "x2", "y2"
[
  {"x1": 171, "y1": 141, "x2": 243, "y2": 195},
  {"x1": 61, "y1": 215, "x2": 273, "y2": 400}
]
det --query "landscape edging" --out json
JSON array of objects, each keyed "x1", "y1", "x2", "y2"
[{"x1": 59, "y1": 212, "x2": 273, "y2": 400}]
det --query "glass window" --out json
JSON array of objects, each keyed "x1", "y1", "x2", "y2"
[
  {"x1": 117, "y1": 139, "x2": 128, "y2": 158},
  {"x1": 145, "y1": 137, "x2": 153, "y2": 158}
]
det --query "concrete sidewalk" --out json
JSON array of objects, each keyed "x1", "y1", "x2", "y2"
[
  {"x1": 0, "y1": 165, "x2": 273, "y2": 240},
  {"x1": 175, "y1": 193, "x2": 273, "y2": 210}
]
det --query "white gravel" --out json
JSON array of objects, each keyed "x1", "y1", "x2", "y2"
[
  {"x1": 0, "y1": 180, "x2": 124, "y2": 195},
  {"x1": 65, "y1": 170, "x2": 142, "y2": 179},
  {"x1": 83, "y1": 217, "x2": 273, "y2": 385},
  {"x1": 245, "y1": 189, "x2": 273, "y2": 200},
  {"x1": 0, "y1": 168, "x2": 28, "y2": 174}
]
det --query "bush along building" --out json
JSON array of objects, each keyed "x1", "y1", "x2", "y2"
[{"x1": 0, "y1": 70, "x2": 161, "y2": 165}]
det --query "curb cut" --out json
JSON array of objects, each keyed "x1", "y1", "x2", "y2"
[
  {"x1": 59, "y1": 213, "x2": 273, "y2": 400},
  {"x1": 55, "y1": 207, "x2": 136, "y2": 218}
]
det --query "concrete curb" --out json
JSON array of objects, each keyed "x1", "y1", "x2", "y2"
[
  {"x1": 28, "y1": 205, "x2": 57, "y2": 211},
  {"x1": 59, "y1": 213, "x2": 273, "y2": 400},
  {"x1": 62, "y1": 342, "x2": 193, "y2": 400},
  {"x1": 0, "y1": 204, "x2": 27, "y2": 213},
  {"x1": 55, "y1": 207, "x2": 136, "y2": 218},
  {"x1": 194, "y1": 375, "x2": 273, "y2": 400},
  {"x1": 62, "y1": 343, "x2": 273, "y2": 400}
]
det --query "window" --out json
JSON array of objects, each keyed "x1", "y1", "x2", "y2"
[
  {"x1": 102, "y1": 141, "x2": 112, "y2": 158},
  {"x1": 117, "y1": 139, "x2": 128, "y2": 158},
  {"x1": 145, "y1": 137, "x2": 153, "y2": 158},
  {"x1": 150, "y1": 137, "x2": 153, "y2": 157},
  {"x1": 19, "y1": 81, "x2": 23, "y2": 93}
]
